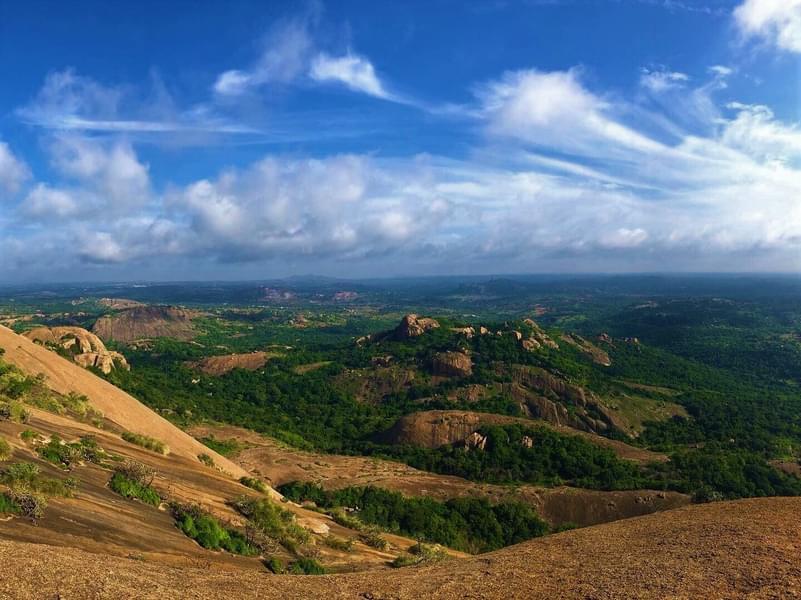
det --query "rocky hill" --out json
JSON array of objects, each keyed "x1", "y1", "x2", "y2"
[
  {"x1": 93, "y1": 305, "x2": 197, "y2": 344},
  {"x1": 22, "y1": 325, "x2": 128, "y2": 374}
]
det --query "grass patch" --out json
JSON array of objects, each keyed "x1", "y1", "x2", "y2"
[
  {"x1": 391, "y1": 542, "x2": 448, "y2": 568},
  {"x1": 200, "y1": 436, "x2": 245, "y2": 457},
  {"x1": 288, "y1": 557, "x2": 326, "y2": 575},
  {"x1": 0, "y1": 437, "x2": 11, "y2": 461},
  {"x1": 0, "y1": 492, "x2": 20, "y2": 515},
  {"x1": 197, "y1": 453, "x2": 215, "y2": 467},
  {"x1": 322, "y1": 534, "x2": 354, "y2": 552},
  {"x1": 121, "y1": 431, "x2": 168, "y2": 455}
]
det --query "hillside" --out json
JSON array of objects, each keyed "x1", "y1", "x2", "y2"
[
  {"x1": 93, "y1": 306, "x2": 197, "y2": 344},
  {"x1": 0, "y1": 497, "x2": 798, "y2": 599},
  {"x1": 0, "y1": 325, "x2": 244, "y2": 477}
]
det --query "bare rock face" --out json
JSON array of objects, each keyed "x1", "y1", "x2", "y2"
[
  {"x1": 93, "y1": 306, "x2": 196, "y2": 344},
  {"x1": 393, "y1": 314, "x2": 440, "y2": 339},
  {"x1": 451, "y1": 326, "x2": 475, "y2": 339},
  {"x1": 188, "y1": 352, "x2": 269, "y2": 376},
  {"x1": 521, "y1": 319, "x2": 559, "y2": 350},
  {"x1": 560, "y1": 334, "x2": 612, "y2": 367},
  {"x1": 23, "y1": 326, "x2": 128, "y2": 374},
  {"x1": 432, "y1": 351, "x2": 473, "y2": 378},
  {"x1": 464, "y1": 431, "x2": 487, "y2": 450},
  {"x1": 499, "y1": 365, "x2": 616, "y2": 435}
]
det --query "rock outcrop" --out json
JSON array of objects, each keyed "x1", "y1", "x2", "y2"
[
  {"x1": 521, "y1": 319, "x2": 560, "y2": 351},
  {"x1": 560, "y1": 333, "x2": 612, "y2": 366},
  {"x1": 377, "y1": 410, "x2": 524, "y2": 448},
  {"x1": 432, "y1": 351, "x2": 473, "y2": 378},
  {"x1": 393, "y1": 314, "x2": 440, "y2": 339},
  {"x1": 356, "y1": 314, "x2": 441, "y2": 345},
  {"x1": 188, "y1": 352, "x2": 270, "y2": 376},
  {"x1": 499, "y1": 365, "x2": 616, "y2": 434},
  {"x1": 22, "y1": 326, "x2": 128, "y2": 374},
  {"x1": 93, "y1": 306, "x2": 196, "y2": 344}
]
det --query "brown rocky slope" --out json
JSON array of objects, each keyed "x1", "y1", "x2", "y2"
[
  {"x1": 0, "y1": 497, "x2": 799, "y2": 599},
  {"x1": 92, "y1": 305, "x2": 197, "y2": 344}
]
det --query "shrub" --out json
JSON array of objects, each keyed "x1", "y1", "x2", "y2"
[
  {"x1": 264, "y1": 556, "x2": 285, "y2": 574},
  {"x1": 391, "y1": 542, "x2": 447, "y2": 568},
  {"x1": 0, "y1": 401, "x2": 29, "y2": 424},
  {"x1": 288, "y1": 557, "x2": 326, "y2": 575},
  {"x1": 171, "y1": 503, "x2": 258, "y2": 556},
  {"x1": 231, "y1": 496, "x2": 309, "y2": 553},
  {"x1": 198, "y1": 453, "x2": 215, "y2": 467},
  {"x1": 359, "y1": 526, "x2": 389, "y2": 550},
  {"x1": 115, "y1": 459, "x2": 155, "y2": 486},
  {"x1": 323, "y1": 535, "x2": 354, "y2": 552},
  {"x1": 121, "y1": 431, "x2": 168, "y2": 455},
  {"x1": 0, "y1": 492, "x2": 20, "y2": 515},
  {"x1": 19, "y1": 429, "x2": 40, "y2": 443},
  {"x1": 109, "y1": 472, "x2": 161, "y2": 506},
  {"x1": 0, "y1": 437, "x2": 11, "y2": 461},
  {"x1": 36, "y1": 435, "x2": 106, "y2": 469},
  {"x1": 6, "y1": 491, "x2": 47, "y2": 519},
  {"x1": 1, "y1": 461, "x2": 78, "y2": 499},
  {"x1": 239, "y1": 477, "x2": 268, "y2": 493}
]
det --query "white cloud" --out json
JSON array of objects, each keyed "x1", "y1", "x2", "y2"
[
  {"x1": 0, "y1": 142, "x2": 30, "y2": 196},
  {"x1": 20, "y1": 69, "x2": 254, "y2": 135},
  {"x1": 640, "y1": 68, "x2": 689, "y2": 93},
  {"x1": 479, "y1": 68, "x2": 666, "y2": 156},
  {"x1": 213, "y1": 18, "x2": 314, "y2": 96},
  {"x1": 734, "y1": 0, "x2": 801, "y2": 53},
  {"x1": 23, "y1": 184, "x2": 77, "y2": 218},
  {"x1": 309, "y1": 53, "x2": 390, "y2": 99}
]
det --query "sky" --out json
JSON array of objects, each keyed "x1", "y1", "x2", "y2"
[{"x1": 0, "y1": 0, "x2": 800, "y2": 281}]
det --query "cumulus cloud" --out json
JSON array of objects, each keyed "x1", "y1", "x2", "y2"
[
  {"x1": 0, "y1": 142, "x2": 30, "y2": 196},
  {"x1": 734, "y1": 0, "x2": 801, "y2": 53},
  {"x1": 4, "y1": 60, "x2": 801, "y2": 275}
]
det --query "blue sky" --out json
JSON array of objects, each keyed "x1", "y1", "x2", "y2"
[{"x1": 0, "y1": 0, "x2": 800, "y2": 281}]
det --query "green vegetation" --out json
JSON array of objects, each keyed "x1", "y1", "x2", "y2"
[
  {"x1": 19, "y1": 429, "x2": 40, "y2": 443},
  {"x1": 0, "y1": 461, "x2": 78, "y2": 518},
  {"x1": 364, "y1": 424, "x2": 647, "y2": 491},
  {"x1": 391, "y1": 542, "x2": 447, "y2": 568},
  {"x1": 200, "y1": 435, "x2": 245, "y2": 457},
  {"x1": 121, "y1": 431, "x2": 168, "y2": 455},
  {"x1": 0, "y1": 437, "x2": 11, "y2": 461},
  {"x1": 0, "y1": 492, "x2": 21, "y2": 515},
  {"x1": 109, "y1": 460, "x2": 160, "y2": 506},
  {"x1": 171, "y1": 502, "x2": 258, "y2": 556},
  {"x1": 239, "y1": 476, "x2": 268, "y2": 493},
  {"x1": 197, "y1": 453, "x2": 215, "y2": 467},
  {"x1": 231, "y1": 496, "x2": 310, "y2": 554},
  {"x1": 279, "y1": 482, "x2": 549, "y2": 554},
  {"x1": 36, "y1": 434, "x2": 107, "y2": 469},
  {"x1": 288, "y1": 557, "x2": 326, "y2": 575},
  {"x1": 322, "y1": 534, "x2": 354, "y2": 552}
]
